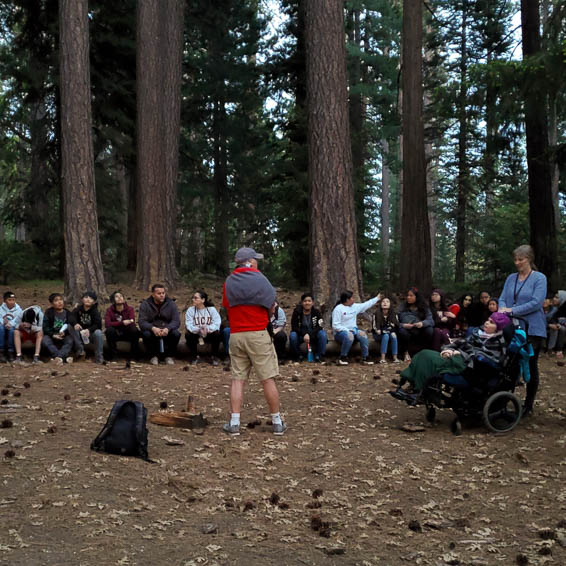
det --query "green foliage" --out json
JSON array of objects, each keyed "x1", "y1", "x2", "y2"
[{"x1": 0, "y1": 241, "x2": 58, "y2": 284}]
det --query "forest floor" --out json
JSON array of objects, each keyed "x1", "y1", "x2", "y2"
[{"x1": 1, "y1": 283, "x2": 566, "y2": 566}]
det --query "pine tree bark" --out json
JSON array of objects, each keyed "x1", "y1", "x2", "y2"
[
  {"x1": 348, "y1": 8, "x2": 367, "y2": 270},
  {"x1": 400, "y1": 0, "x2": 432, "y2": 291},
  {"x1": 454, "y1": 1, "x2": 469, "y2": 283},
  {"x1": 135, "y1": 0, "x2": 183, "y2": 290},
  {"x1": 381, "y1": 139, "x2": 391, "y2": 283},
  {"x1": 306, "y1": 0, "x2": 363, "y2": 316},
  {"x1": 212, "y1": 95, "x2": 230, "y2": 275},
  {"x1": 520, "y1": 0, "x2": 557, "y2": 286},
  {"x1": 59, "y1": 0, "x2": 107, "y2": 304}
]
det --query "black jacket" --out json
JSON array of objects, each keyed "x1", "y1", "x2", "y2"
[
  {"x1": 291, "y1": 305, "x2": 324, "y2": 336},
  {"x1": 43, "y1": 307, "x2": 72, "y2": 337},
  {"x1": 71, "y1": 304, "x2": 102, "y2": 333}
]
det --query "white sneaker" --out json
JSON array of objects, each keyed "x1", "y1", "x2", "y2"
[
  {"x1": 338, "y1": 357, "x2": 349, "y2": 366},
  {"x1": 150, "y1": 356, "x2": 159, "y2": 366},
  {"x1": 165, "y1": 357, "x2": 175, "y2": 365},
  {"x1": 66, "y1": 357, "x2": 74, "y2": 364}
]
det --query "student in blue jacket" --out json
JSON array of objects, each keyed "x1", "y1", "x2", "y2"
[{"x1": 498, "y1": 244, "x2": 547, "y2": 417}]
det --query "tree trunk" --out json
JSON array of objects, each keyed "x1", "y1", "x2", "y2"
[
  {"x1": 454, "y1": 1, "x2": 469, "y2": 283},
  {"x1": 348, "y1": 7, "x2": 367, "y2": 270},
  {"x1": 400, "y1": 0, "x2": 432, "y2": 292},
  {"x1": 26, "y1": 99, "x2": 52, "y2": 252},
  {"x1": 520, "y1": 0, "x2": 557, "y2": 286},
  {"x1": 135, "y1": 0, "x2": 183, "y2": 290},
  {"x1": 212, "y1": 95, "x2": 230, "y2": 276},
  {"x1": 306, "y1": 0, "x2": 363, "y2": 317},
  {"x1": 126, "y1": 173, "x2": 137, "y2": 271},
  {"x1": 381, "y1": 139, "x2": 391, "y2": 283},
  {"x1": 59, "y1": 0, "x2": 107, "y2": 304},
  {"x1": 542, "y1": 0, "x2": 560, "y2": 236}
]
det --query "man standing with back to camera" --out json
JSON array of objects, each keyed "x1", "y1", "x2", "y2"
[{"x1": 222, "y1": 247, "x2": 287, "y2": 436}]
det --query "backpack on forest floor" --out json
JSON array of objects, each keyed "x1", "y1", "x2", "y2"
[{"x1": 91, "y1": 400, "x2": 151, "y2": 461}]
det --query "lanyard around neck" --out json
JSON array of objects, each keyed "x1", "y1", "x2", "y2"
[{"x1": 513, "y1": 271, "x2": 532, "y2": 304}]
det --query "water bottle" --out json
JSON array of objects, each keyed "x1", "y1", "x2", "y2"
[
  {"x1": 159, "y1": 338, "x2": 164, "y2": 354},
  {"x1": 307, "y1": 343, "x2": 314, "y2": 362}
]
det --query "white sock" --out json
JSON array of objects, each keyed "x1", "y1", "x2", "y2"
[
  {"x1": 230, "y1": 413, "x2": 240, "y2": 426},
  {"x1": 271, "y1": 412, "x2": 282, "y2": 425}
]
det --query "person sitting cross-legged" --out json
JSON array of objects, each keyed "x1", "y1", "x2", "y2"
[
  {"x1": 105, "y1": 291, "x2": 140, "y2": 360},
  {"x1": 332, "y1": 290, "x2": 382, "y2": 365},
  {"x1": 139, "y1": 284, "x2": 181, "y2": 366},
  {"x1": 289, "y1": 293, "x2": 327, "y2": 362}
]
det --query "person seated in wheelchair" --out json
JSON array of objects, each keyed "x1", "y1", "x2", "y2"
[{"x1": 392, "y1": 312, "x2": 511, "y2": 400}]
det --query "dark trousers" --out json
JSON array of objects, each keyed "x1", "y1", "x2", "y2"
[
  {"x1": 525, "y1": 336, "x2": 543, "y2": 412},
  {"x1": 273, "y1": 330, "x2": 287, "y2": 359},
  {"x1": 42, "y1": 334, "x2": 74, "y2": 358},
  {"x1": 106, "y1": 326, "x2": 140, "y2": 357},
  {"x1": 142, "y1": 329, "x2": 180, "y2": 358},
  {"x1": 185, "y1": 331, "x2": 221, "y2": 358},
  {"x1": 399, "y1": 326, "x2": 434, "y2": 356}
]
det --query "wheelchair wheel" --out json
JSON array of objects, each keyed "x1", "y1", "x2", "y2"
[{"x1": 482, "y1": 391, "x2": 522, "y2": 433}]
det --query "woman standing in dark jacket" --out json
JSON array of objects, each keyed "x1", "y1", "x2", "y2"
[{"x1": 289, "y1": 293, "x2": 327, "y2": 362}]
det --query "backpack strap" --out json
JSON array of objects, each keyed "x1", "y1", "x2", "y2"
[
  {"x1": 132, "y1": 401, "x2": 151, "y2": 462},
  {"x1": 90, "y1": 400, "x2": 130, "y2": 451}
]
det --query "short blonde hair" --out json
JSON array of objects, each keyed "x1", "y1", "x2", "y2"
[{"x1": 513, "y1": 244, "x2": 536, "y2": 269}]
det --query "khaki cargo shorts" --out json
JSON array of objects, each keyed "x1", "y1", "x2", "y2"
[{"x1": 229, "y1": 330, "x2": 279, "y2": 381}]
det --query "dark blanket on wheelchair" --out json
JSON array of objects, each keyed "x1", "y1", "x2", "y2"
[{"x1": 400, "y1": 349, "x2": 467, "y2": 392}]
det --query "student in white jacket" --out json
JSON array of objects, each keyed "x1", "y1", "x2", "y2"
[
  {"x1": 185, "y1": 291, "x2": 222, "y2": 366},
  {"x1": 0, "y1": 291, "x2": 23, "y2": 362},
  {"x1": 332, "y1": 290, "x2": 382, "y2": 365}
]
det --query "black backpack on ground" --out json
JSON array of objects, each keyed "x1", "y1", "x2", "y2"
[{"x1": 91, "y1": 400, "x2": 150, "y2": 461}]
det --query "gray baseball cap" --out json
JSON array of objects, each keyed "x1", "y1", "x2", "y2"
[{"x1": 234, "y1": 247, "x2": 264, "y2": 263}]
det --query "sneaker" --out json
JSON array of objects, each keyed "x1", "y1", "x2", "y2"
[
  {"x1": 53, "y1": 357, "x2": 64, "y2": 365},
  {"x1": 150, "y1": 356, "x2": 159, "y2": 366},
  {"x1": 66, "y1": 357, "x2": 74, "y2": 364},
  {"x1": 393, "y1": 358, "x2": 401, "y2": 364},
  {"x1": 165, "y1": 357, "x2": 175, "y2": 366},
  {"x1": 298, "y1": 355, "x2": 305, "y2": 363},
  {"x1": 32, "y1": 356, "x2": 43, "y2": 365},
  {"x1": 0, "y1": 353, "x2": 6, "y2": 363},
  {"x1": 14, "y1": 356, "x2": 24, "y2": 365},
  {"x1": 362, "y1": 358, "x2": 374, "y2": 366},
  {"x1": 191, "y1": 357, "x2": 200, "y2": 366},
  {"x1": 222, "y1": 422, "x2": 240, "y2": 436},
  {"x1": 77, "y1": 350, "x2": 86, "y2": 362},
  {"x1": 379, "y1": 359, "x2": 387, "y2": 364},
  {"x1": 94, "y1": 357, "x2": 104, "y2": 365},
  {"x1": 273, "y1": 422, "x2": 287, "y2": 436},
  {"x1": 211, "y1": 357, "x2": 219, "y2": 367},
  {"x1": 338, "y1": 357, "x2": 349, "y2": 366},
  {"x1": 7, "y1": 352, "x2": 15, "y2": 363}
]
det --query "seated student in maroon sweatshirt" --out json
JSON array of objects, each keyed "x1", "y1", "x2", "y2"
[{"x1": 105, "y1": 291, "x2": 140, "y2": 359}]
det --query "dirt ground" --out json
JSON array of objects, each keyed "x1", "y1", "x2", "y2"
[{"x1": 1, "y1": 283, "x2": 566, "y2": 566}]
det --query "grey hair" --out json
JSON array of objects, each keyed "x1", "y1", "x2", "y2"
[{"x1": 513, "y1": 244, "x2": 537, "y2": 270}]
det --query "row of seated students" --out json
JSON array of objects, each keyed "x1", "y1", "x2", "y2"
[{"x1": 1, "y1": 285, "x2": 561, "y2": 366}]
